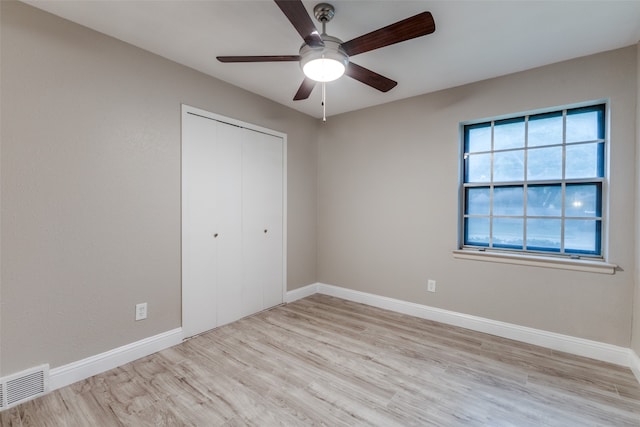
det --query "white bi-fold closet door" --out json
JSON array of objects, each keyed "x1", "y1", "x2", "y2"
[{"x1": 182, "y1": 105, "x2": 285, "y2": 338}]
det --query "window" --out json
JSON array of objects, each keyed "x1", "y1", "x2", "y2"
[{"x1": 460, "y1": 104, "x2": 606, "y2": 258}]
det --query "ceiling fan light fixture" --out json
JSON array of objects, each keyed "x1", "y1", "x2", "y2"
[
  {"x1": 303, "y1": 56, "x2": 345, "y2": 82},
  {"x1": 300, "y1": 36, "x2": 348, "y2": 82}
]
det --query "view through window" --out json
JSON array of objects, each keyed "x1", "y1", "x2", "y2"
[{"x1": 460, "y1": 104, "x2": 606, "y2": 257}]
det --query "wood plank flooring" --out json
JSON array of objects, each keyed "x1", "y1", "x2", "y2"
[{"x1": 3, "y1": 294, "x2": 640, "y2": 426}]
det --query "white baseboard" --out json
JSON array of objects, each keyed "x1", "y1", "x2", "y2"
[
  {"x1": 285, "y1": 283, "x2": 319, "y2": 303},
  {"x1": 49, "y1": 328, "x2": 183, "y2": 391},
  {"x1": 630, "y1": 349, "x2": 640, "y2": 384},
  {"x1": 287, "y1": 283, "x2": 634, "y2": 369},
  {"x1": 45, "y1": 286, "x2": 640, "y2": 393}
]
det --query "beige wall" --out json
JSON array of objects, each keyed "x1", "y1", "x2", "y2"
[
  {"x1": 633, "y1": 42, "x2": 640, "y2": 356},
  {"x1": 318, "y1": 46, "x2": 638, "y2": 347},
  {"x1": 1, "y1": 0, "x2": 639, "y2": 378},
  {"x1": 0, "y1": 1, "x2": 318, "y2": 375},
  {"x1": 0, "y1": 0, "x2": 3, "y2": 376}
]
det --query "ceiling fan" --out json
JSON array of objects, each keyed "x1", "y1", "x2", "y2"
[{"x1": 217, "y1": 1, "x2": 436, "y2": 102}]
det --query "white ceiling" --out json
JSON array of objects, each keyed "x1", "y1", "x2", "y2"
[{"x1": 22, "y1": 0, "x2": 640, "y2": 118}]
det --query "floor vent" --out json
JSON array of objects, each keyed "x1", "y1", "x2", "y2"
[{"x1": 0, "y1": 364, "x2": 49, "y2": 411}]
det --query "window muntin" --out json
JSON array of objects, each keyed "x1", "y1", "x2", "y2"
[{"x1": 461, "y1": 104, "x2": 605, "y2": 257}]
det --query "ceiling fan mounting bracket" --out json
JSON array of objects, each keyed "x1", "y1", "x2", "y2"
[{"x1": 313, "y1": 3, "x2": 335, "y2": 24}]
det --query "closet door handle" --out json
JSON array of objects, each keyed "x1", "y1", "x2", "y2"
[
  {"x1": 213, "y1": 233, "x2": 219, "y2": 238},
  {"x1": 264, "y1": 229, "x2": 268, "y2": 234}
]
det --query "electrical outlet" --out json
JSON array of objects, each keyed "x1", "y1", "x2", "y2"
[
  {"x1": 135, "y1": 302, "x2": 147, "y2": 321},
  {"x1": 427, "y1": 279, "x2": 436, "y2": 293}
]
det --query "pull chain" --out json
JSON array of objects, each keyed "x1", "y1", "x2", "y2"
[{"x1": 322, "y1": 82, "x2": 326, "y2": 122}]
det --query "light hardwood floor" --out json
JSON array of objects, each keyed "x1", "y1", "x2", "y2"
[{"x1": 3, "y1": 294, "x2": 640, "y2": 426}]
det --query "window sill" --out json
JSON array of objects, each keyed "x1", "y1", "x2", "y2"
[{"x1": 452, "y1": 250, "x2": 617, "y2": 274}]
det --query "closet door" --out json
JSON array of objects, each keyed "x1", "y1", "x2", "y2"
[
  {"x1": 242, "y1": 130, "x2": 284, "y2": 313},
  {"x1": 182, "y1": 112, "x2": 220, "y2": 338},
  {"x1": 182, "y1": 105, "x2": 285, "y2": 337},
  {"x1": 182, "y1": 115, "x2": 243, "y2": 337}
]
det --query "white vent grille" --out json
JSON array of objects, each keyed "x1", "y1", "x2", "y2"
[{"x1": 0, "y1": 364, "x2": 49, "y2": 410}]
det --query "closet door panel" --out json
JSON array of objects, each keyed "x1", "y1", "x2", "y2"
[
  {"x1": 259, "y1": 133, "x2": 284, "y2": 309},
  {"x1": 241, "y1": 131, "x2": 268, "y2": 317},
  {"x1": 215, "y1": 124, "x2": 244, "y2": 327},
  {"x1": 242, "y1": 130, "x2": 284, "y2": 312},
  {"x1": 182, "y1": 113, "x2": 219, "y2": 338}
]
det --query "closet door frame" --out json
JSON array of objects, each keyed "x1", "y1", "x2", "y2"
[{"x1": 181, "y1": 104, "x2": 287, "y2": 334}]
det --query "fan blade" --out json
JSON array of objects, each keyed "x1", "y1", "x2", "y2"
[
  {"x1": 345, "y1": 62, "x2": 397, "y2": 92},
  {"x1": 341, "y1": 12, "x2": 435, "y2": 57},
  {"x1": 217, "y1": 55, "x2": 300, "y2": 63},
  {"x1": 274, "y1": 0, "x2": 324, "y2": 47},
  {"x1": 293, "y1": 77, "x2": 316, "y2": 100}
]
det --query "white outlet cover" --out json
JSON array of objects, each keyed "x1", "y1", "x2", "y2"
[
  {"x1": 427, "y1": 280, "x2": 436, "y2": 293},
  {"x1": 135, "y1": 302, "x2": 147, "y2": 321}
]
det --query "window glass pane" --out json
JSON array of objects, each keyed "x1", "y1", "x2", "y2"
[
  {"x1": 493, "y1": 186, "x2": 523, "y2": 216},
  {"x1": 465, "y1": 187, "x2": 490, "y2": 215},
  {"x1": 526, "y1": 218, "x2": 561, "y2": 251},
  {"x1": 465, "y1": 123, "x2": 491, "y2": 153},
  {"x1": 527, "y1": 146, "x2": 562, "y2": 181},
  {"x1": 565, "y1": 184, "x2": 600, "y2": 217},
  {"x1": 565, "y1": 219, "x2": 600, "y2": 254},
  {"x1": 493, "y1": 151, "x2": 524, "y2": 182},
  {"x1": 527, "y1": 185, "x2": 561, "y2": 216},
  {"x1": 493, "y1": 218, "x2": 523, "y2": 248},
  {"x1": 528, "y1": 112, "x2": 562, "y2": 147},
  {"x1": 566, "y1": 142, "x2": 603, "y2": 179},
  {"x1": 465, "y1": 153, "x2": 492, "y2": 183},
  {"x1": 461, "y1": 104, "x2": 604, "y2": 258},
  {"x1": 465, "y1": 217, "x2": 490, "y2": 246},
  {"x1": 566, "y1": 106, "x2": 603, "y2": 143},
  {"x1": 494, "y1": 118, "x2": 524, "y2": 150}
]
